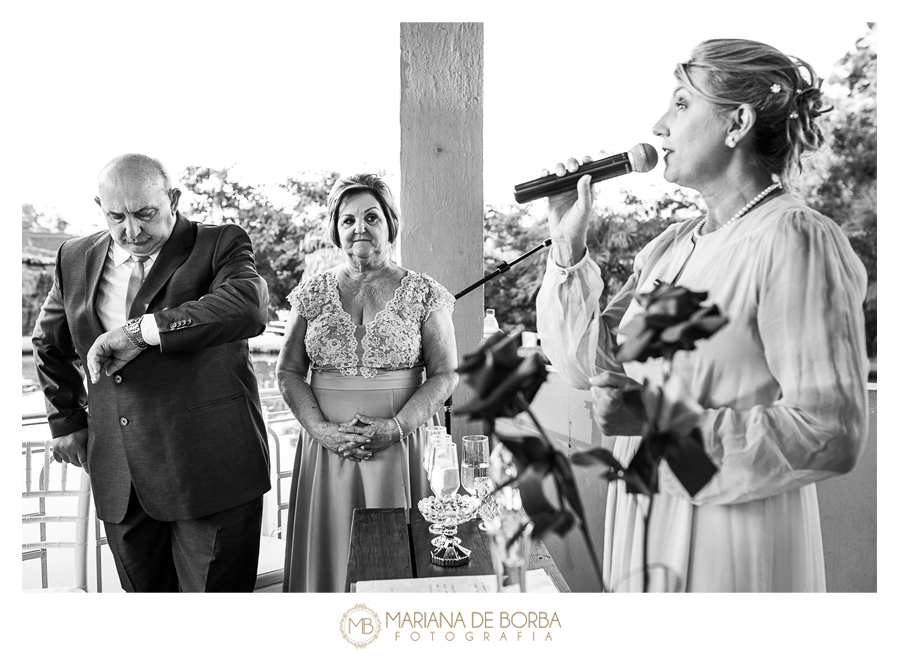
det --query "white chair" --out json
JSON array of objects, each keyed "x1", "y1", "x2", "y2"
[
  {"x1": 22, "y1": 439, "x2": 91, "y2": 593},
  {"x1": 254, "y1": 404, "x2": 291, "y2": 592}
]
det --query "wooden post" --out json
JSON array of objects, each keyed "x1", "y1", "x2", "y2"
[{"x1": 399, "y1": 23, "x2": 485, "y2": 442}]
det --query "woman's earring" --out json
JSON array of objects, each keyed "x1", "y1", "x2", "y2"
[{"x1": 726, "y1": 136, "x2": 737, "y2": 148}]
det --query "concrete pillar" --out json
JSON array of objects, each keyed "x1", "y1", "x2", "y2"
[{"x1": 399, "y1": 23, "x2": 484, "y2": 441}]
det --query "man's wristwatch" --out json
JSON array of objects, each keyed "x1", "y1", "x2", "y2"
[{"x1": 123, "y1": 317, "x2": 149, "y2": 350}]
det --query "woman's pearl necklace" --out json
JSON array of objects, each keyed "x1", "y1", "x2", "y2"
[{"x1": 693, "y1": 182, "x2": 782, "y2": 240}]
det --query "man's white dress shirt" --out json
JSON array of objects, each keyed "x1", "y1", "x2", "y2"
[{"x1": 95, "y1": 240, "x2": 161, "y2": 345}]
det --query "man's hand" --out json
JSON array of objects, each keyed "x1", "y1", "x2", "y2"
[
  {"x1": 50, "y1": 428, "x2": 89, "y2": 473},
  {"x1": 86, "y1": 327, "x2": 143, "y2": 383}
]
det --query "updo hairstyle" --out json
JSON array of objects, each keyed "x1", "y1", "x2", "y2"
[
  {"x1": 326, "y1": 173, "x2": 400, "y2": 248},
  {"x1": 676, "y1": 39, "x2": 830, "y2": 179}
]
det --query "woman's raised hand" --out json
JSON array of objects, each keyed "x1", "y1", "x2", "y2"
[{"x1": 544, "y1": 156, "x2": 595, "y2": 267}]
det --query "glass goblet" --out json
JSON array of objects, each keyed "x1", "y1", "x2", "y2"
[{"x1": 461, "y1": 435, "x2": 489, "y2": 495}]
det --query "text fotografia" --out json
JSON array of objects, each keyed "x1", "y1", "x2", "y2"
[{"x1": 386, "y1": 611, "x2": 560, "y2": 642}]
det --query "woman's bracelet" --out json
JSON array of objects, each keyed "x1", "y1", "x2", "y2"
[{"x1": 392, "y1": 416, "x2": 404, "y2": 443}]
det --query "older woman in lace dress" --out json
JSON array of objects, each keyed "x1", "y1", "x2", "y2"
[{"x1": 276, "y1": 173, "x2": 458, "y2": 592}]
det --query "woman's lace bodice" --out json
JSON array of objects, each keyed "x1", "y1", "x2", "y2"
[{"x1": 287, "y1": 270, "x2": 455, "y2": 378}]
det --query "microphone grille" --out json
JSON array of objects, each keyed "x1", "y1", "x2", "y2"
[{"x1": 629, "y1": 143, "x2": 659, "y2": 173}]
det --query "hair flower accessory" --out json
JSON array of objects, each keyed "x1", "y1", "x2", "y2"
[{"x1": 770, "y1": 83, "x2": 782, "y2": 93}]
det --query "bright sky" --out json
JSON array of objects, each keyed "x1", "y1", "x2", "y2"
[{"x1": 12, "y1": 7, "x2": 871, "y2": 232}]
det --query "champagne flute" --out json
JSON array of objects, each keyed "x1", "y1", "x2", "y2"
[
  {"x1": 462, "y1": 435, "x2": 495, "y2": 530},
  {"x1": 429, "y1": 440, "x2": 460, "y2": 501},
  {"x1": 425, "y1": 435, "x2": 452, "y2": 538},
  {"x1": 423, "y1": 426, "x2": 447, "y2": 477},
  {"x1": 428, "y1": 440, "x2": 463, "y2": 551}
]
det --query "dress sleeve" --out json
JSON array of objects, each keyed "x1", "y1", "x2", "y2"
[
  {"x1": 421, "y1": 274, "x2": 455, "y2": 320},
  {"x1": 535, "y1": 227, "x2": 680, "y2": 390},
  {"x1": 286, "y1": 275, "x2": 321, "y2": 320},
  {"x1": 686, "y1": 211, "x2": 869, "y2": 504}
]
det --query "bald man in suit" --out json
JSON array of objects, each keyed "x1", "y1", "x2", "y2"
[{"x1": 33, "y1": 154, "x2": 272, "y2": 592}]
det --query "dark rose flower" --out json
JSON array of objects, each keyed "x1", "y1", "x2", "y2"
[
  {"x1": 454, "y1": 326, "x2": 549, "y2": 423},
  {"x1": 616, "y1": 281, "x2": 728, "y2": 363}
]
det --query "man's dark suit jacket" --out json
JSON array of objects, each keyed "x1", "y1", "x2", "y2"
[{"x1": 33, "y1": 214, "x2": 272, "y2": 523}]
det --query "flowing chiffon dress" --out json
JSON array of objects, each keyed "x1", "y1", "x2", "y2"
[
  {"x1": 282, "y1": 269, "x2": 454, "y2": 592},
  {"x1": 536, "y1": 193, "x2": 869, "y2": 592}
]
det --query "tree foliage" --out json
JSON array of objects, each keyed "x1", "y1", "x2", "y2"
[
  {"x1": 483, "y1": 189, "x2": 702, "y2": 332},
  {"x1": 178, "y1": 166, "x2": 341, "y2": 317},
  {"x1": 22, "y1": 203, "x2": 70, "y2": 234},
  {"x1": 794, "y1": 23, "x2": 877, "y2": 356}
]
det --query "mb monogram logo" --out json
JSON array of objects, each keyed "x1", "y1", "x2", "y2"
[{"x1": 339, "y1": 603, "x2": 382, "y2": 648}]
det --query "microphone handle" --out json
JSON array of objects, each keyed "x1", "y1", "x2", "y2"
[{"x1": 513, "y1": 152, "x2": 632, "y2": 203}]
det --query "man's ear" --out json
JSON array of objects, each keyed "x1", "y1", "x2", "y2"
[
  {"x1": 94, "y1": 196, "x2": 102, "y2": 209},
  {"x1": 169, "y1": 188, "x2": 182, "y2": 214}
]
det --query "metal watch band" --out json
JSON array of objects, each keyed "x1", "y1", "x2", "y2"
[{"x1": 124, "y1": 317, "x2": 149, "y2": 350}]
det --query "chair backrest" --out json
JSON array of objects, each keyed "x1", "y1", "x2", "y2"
[
  {"x1": 255, "y1": 391, "x2": 293, "y2": 592},
  {"x1": 258, "y1": 393, "x2": 296, "y2": 538},
  {"x1": 22, "y1": 439, "x2": 91, "y2": 592}
]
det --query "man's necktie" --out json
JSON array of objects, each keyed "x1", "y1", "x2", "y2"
[{"x1": 125, "y1": 255, "x2": 149, "y2": 319}]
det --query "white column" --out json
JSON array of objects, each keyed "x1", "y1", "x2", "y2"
[{"x1": 399, "y1": 22, "x2": 485, "y2": 441}]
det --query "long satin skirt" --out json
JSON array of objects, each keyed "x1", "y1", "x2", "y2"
[{"x1": 282, "y1": 367, "x2": 435, "y2": 593}]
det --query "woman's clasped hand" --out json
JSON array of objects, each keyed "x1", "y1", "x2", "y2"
[
  {"x1": 337, "y1": 414, "x2": 401, "y2": 456},
  {"x1": 309, "y1": 420, "x2": 371, "y2": 461}
]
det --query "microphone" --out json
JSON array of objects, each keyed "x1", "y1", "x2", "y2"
[{"x1": 513, "y1": 143, "x2": 659, "y2": 203}]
